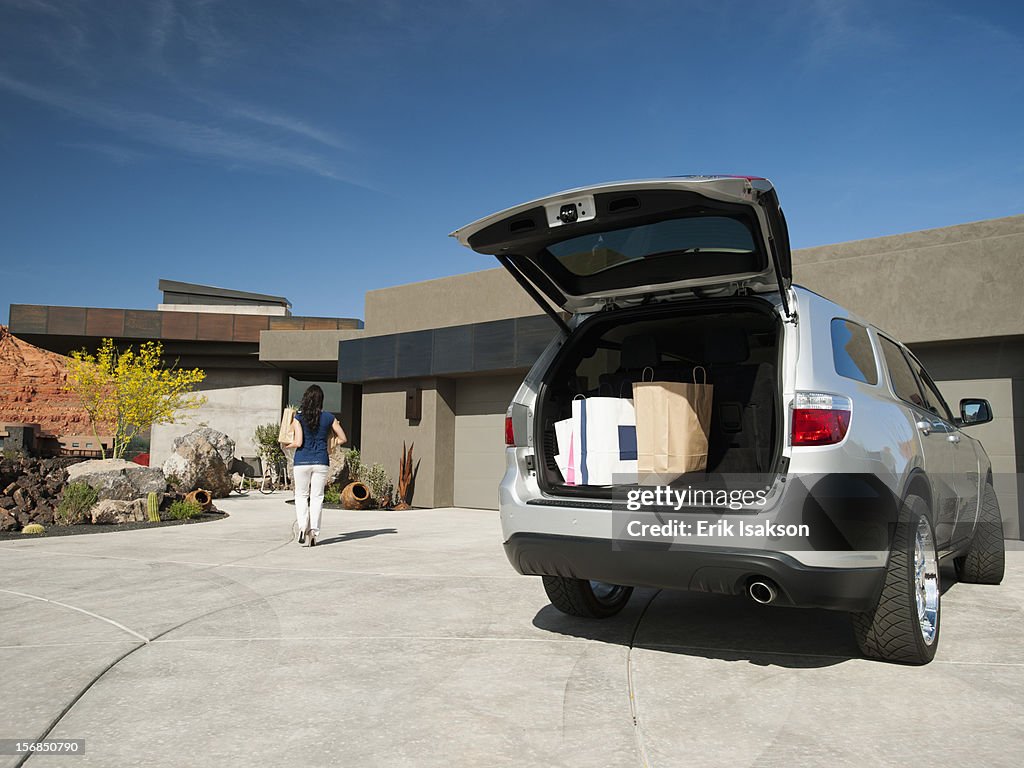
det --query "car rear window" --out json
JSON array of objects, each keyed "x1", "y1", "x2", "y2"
[
  {"x1": 831, "y1": 319, "x2": 878, "y2": 385},
  {"x1": 546, "y1": 216, "x2": 756, "y2": 277}
]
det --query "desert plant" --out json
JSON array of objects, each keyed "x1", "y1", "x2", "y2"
[
  {"x1": 65, "y1": 338, "x2": 206, "y2": 459},
  {"x1": 22, "y1": 523, "x2": 45, "y2": 535},
  {"x1": 2, "y1": 447, "x2": 23, "y2": 460},
  {"x1": 146, "y1": 492, "x2": 160, "y2": 523},
  {"x1": 254, "y1": 423, "x2": 286, "y2": 466},
  {"x1": 55, "y1": 482, "x2": 99, "y2": 526},
  {"x1": 365, "y1": 463, "x2": 394, "y2": 509},
  {"x1": 168, "y1": 499, "x2": 203, "y2": 520},
  {"x1": 324, "y1": 484, "x2": 342, "y2": 505},
  {"x1": 343, "y1": 448, "x2": 363, "y2": 482}
]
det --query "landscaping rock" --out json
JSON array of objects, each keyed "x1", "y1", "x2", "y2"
[
  {"x1": 66, "y1": 459, "x2": 166, "y2": 501},
  {"x1": 1, "y1": 510, "x2": 17, "y2": 532},
  {"x1": 162, "y1": 428, "x2": 235, "y2": 498},
  {"x1": 0, "y1": 456, "x2": 75, "y2": 528},
  {"x1": 175, "y1": 428, "x2": 235, "y2": 466},
  {"x1": 90, "y1": 498, "x2": 148, "y2": 525}
]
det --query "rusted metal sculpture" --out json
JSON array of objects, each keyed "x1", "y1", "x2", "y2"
[{"x1": 393, "y1": 441, "x2": 414, "y2": 510}]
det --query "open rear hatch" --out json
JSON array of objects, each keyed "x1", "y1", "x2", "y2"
[
  {"x1": 451, "y1": 176, "x2": 794, "y2": 321},
  {"x1": 452, "y1": 177, "x2": 791, "y2": 497}
]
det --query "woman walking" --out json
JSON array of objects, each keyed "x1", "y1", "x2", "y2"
[{"x1": 285, "y1": 385, "x2": 347, "y2": 547}]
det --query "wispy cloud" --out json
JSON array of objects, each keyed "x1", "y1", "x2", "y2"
[
  {"x1": 791, "y1": 0, "x2": 895, "y2": 68},
  {"x1": 0, "y1": 72, "x2": 350, "y2": 181},
  {"x1": 63, "y1": 141, "x2": 148, "y2": 165},
  {"x1": 0, "y1": 0, "x2": 61, "y2": 16}
]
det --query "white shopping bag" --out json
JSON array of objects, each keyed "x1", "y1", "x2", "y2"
[
  {"x1": 571, "y1": 396, "x2": 637, "y2": 486},
  {"x1": 553, "y1": 417, "x2": 576, "y2": 485}
]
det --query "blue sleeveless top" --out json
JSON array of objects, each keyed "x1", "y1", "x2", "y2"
[{"x1": 293, "y1": 411, "x2": 335, "y2": 466}]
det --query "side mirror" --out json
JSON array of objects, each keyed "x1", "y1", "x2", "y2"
[{"x1": 959, "y1": 398, "x2": 993, "y2": 426}]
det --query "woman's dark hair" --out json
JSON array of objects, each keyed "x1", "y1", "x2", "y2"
[{"x1": 300, "y1": 385, "x2": 324, "y2": 433}]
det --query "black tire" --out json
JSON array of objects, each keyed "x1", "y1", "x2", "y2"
[
  {"x1": 955, "y1": 482, "x2": 1005, "y2": 585},
  {"x1": 541, "y1": 576, "x2": 633, "y2": 618},
  {"x1": 852, "y1": 494, "x2": 940, "y2": 665}
]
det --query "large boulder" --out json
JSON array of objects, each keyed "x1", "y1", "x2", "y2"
[
  {"x1": 66, "y1": 459, "x2": 166, "y2": 501},
  {"x1": 162, "y1": 428, "x2": 235, "y2": 498}
]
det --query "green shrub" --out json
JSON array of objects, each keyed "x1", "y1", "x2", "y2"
[
  {"x1": 365, "y1": 463, "x2": 394, "y2": 509},
  {"x1": 324, "y1": 484, "x2": 341, "y2": 505},
  {"x1": 22, "y1": 523, "x2": 45, "y2": 535},
  {"x1": 168, "y1": 500, "x2": 203, "y2": 520},
  {"x1": 343, "y1": 448, "x2": 363, "y2": 482},
  {"x1": 254, "y1": 423, "x2": 285, "y2": 466},
  {"x1": 56, "y1": 482, "x2": 99, "y2": 526}
]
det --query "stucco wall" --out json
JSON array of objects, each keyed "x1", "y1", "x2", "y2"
[
  {"x1": 351, "y1": 214, "x2": 1024, "y2": 345},
  {"x1": 150, "y1": 368, "x2": 285, "y2": 467},
  {"x1": 362, "y1": 269, "x2": 554, "y2": 336},
  {"x1": 794, "y1": 214, "x2": 1024, "y2": 343},
  {"x1": 359, "y1": 377, "x2": 456, "y2": 508}
]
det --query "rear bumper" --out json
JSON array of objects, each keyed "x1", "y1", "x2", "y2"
[{"x1": 504, "y1": 532, "x2": 886, "y2": 612}]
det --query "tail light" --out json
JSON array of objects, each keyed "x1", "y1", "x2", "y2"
[
  {"x1": 791, "y1": 392, "x2": 852, "y2": 446},
  {"x1": 505, "y1": 415, "x2": 515, "y2": 447}
]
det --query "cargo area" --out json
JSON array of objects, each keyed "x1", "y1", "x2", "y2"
[{"x1": 535, "y1": 297, "x2": 784, "y2": 496}]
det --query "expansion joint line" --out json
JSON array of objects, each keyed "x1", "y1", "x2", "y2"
[{"x1": 626, "y1": 589, "x2": 661, "y2": 768}]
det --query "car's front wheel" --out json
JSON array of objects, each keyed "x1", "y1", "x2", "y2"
[
  {"x1": 853, "y1": 493, "x2": 940, "y2": 665},
  {"x1": 542, "y1": 576, "x2": 633, "y2": 618}
]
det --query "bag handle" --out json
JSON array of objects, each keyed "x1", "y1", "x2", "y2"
[
  {"x1": 693, "y1": 366, "x2": 707, "y2": 385},
  {"x1": 642, "y1": 366, "x2": 655, "y2": 382}
]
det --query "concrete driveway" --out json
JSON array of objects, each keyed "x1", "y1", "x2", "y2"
[{"x1": 1, "y1": 494, "x2": 1022, "y2": 767}]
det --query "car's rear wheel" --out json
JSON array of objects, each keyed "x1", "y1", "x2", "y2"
[
  {"x1": 955, "y1": 481, "x2": 1005, "y2": 585},
  {"x1": 852, "y1": 493, "x2": 940, "y2": 665},
  {"x1": 542, "y1": 576, "x2": 633, "y2": 618}
]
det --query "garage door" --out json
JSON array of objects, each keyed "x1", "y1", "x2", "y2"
[{"x1": 454, "y1": 375, "x2": 524, "y2": 509}]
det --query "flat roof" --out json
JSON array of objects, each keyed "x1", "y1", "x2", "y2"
[{"x1": 158, "y1": 279, "x2": 291, "y2": 308}]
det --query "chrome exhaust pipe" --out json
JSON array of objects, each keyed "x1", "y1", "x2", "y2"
[{"x1": 748, "y1": 580, "x2": 778, "y2": 605}]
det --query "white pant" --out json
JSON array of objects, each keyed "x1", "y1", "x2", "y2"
[{"x1": 293, "y1": 464, "x2": 329, "y2": 536}]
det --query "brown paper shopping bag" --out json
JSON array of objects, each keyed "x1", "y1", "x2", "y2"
[
  {"x1": 632, "y1": 367, "x2": 713, "y2": 475},
  {"x1": 277, "y1": 406, "x2": 296, "y2": 445}
]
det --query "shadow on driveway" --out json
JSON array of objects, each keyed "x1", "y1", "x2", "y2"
[
  {"x1": 532, "y1": 563, "x2": 962, "y2": 668},
  {"x1": 315, "y1": 528, "x2": 398, "y2": 546}
]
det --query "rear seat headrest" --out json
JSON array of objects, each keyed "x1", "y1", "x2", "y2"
[
  {"x1": 620, "y1": 335, "x2": 658, "y2": 370},
  {"x1": 703, "y1": 328, "x2": 749, "y2": 364}
]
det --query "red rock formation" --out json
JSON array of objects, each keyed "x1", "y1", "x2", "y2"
[{"x1": 0, "y1": 326, "x2": 99, "y2": 437}]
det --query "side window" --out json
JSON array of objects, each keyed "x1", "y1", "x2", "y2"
[
  {"x1": 831, "y1": 319, "x2": 878, "y2": 384},
  {"x1": 906, "y1": 355, "x2": 955, "y2": 422},
  {"x1": 879, "y1": 337, "x2": 925, "y2": 408}
]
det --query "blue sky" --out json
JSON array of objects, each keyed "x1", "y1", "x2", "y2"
[{"x1": 2, "y1": 0, "x2": 1022, "y2": 322}]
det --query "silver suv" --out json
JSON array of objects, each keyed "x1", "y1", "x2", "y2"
[{"x1": 452, "y1": 177, "x2": 1005, "y2": 665}]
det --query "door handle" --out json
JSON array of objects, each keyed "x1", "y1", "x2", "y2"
[
  {"x1": 947, "y1": 434, "x2": 961, "y2": 444},
  {"x1": 916, "y1": 420, "x2": 932, "y2": 436}
]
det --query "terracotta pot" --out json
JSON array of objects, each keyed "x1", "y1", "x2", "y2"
[
  {"x1": 341, "y1": 481, "x2": 371, "y2": 509},
  {"x1": 185, "y1": 489, "x2": 213, "y2": 511}
]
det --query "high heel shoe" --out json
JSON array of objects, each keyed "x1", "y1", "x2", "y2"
[
  {"x1": 298, "y1": 529, "x2": 306, "y2": 545},
  {"x1": 309, "y1": 533, "x2": 316, "y2": 547}
]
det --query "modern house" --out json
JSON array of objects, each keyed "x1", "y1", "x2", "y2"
[{"x1": 7, "y1": 215, "x2": 1024, "y2": 538}]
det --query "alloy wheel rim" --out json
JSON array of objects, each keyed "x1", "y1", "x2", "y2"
[
  {"x1": 589, "y1": 580, "x2": 624, "y2": 604},
  {"x1": 914, "y1": 516, "x2": 939, "y2": 646}
]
